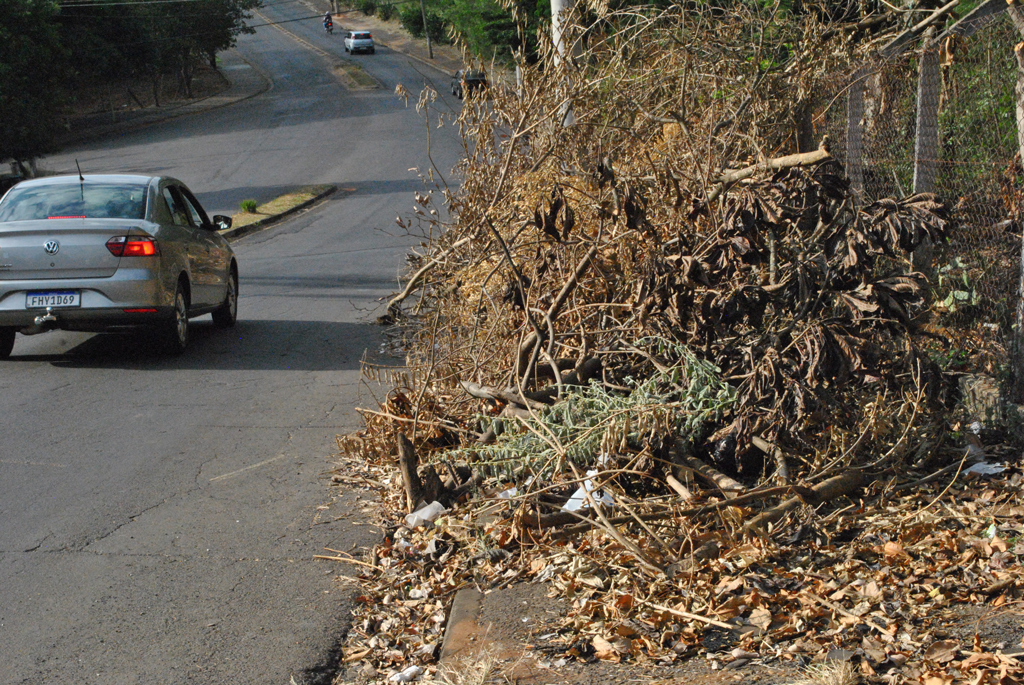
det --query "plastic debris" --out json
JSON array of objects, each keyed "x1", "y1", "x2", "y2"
[
  {"x1": 966, "y1": 462, "x2": 1005, "y2": 476},
  {"x1": 405, "y1": 501, "x2": 447, "y2": 528},
  {"x1": 389, "y1": 665, "x2": 423, "y2": 682}
]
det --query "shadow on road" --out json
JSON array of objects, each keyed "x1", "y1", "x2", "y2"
[{"x1": 8, "y1": 319, "x2": 381, "y2": 371}]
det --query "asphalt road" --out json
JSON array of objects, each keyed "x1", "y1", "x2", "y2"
[{"x1": 0, "y1": 6, "x2": 463, "y2": 684}]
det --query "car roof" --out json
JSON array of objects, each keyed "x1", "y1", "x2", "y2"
[{"x1": 11, "y1": 174, "x2": 161, "y2": 189}]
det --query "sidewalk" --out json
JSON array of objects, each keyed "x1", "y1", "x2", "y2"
[{"x1": 57, "y1": 49, "x2": 271, "y2": 147}]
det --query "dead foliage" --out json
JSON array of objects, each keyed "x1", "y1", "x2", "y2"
[{"x1": 327, "y1": 2, "x2": 1023, "y2": 683}]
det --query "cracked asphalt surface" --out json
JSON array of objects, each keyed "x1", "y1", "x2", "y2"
[{"x1": 0, "y1": 4, "x2": 462, "y2": 683}]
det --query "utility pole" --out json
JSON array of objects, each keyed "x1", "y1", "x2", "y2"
[
  {"x1": 419, "y1": 0, "x2": 433, "y2": 59},
  {"x1": 550, "y1": 0, "x2": 566, "y2": 67},
  {"x1": 550, "y1": 0, "x2": 573, "y2": 125}
]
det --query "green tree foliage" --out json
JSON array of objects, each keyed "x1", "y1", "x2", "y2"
[
  {"x1": 61, "y1": 0, "x2": 260, "y2": 102},
  {"x1": 0, "y1": 0, "x2": 68, "y2": 165},
  {"x1": 0, "y1": 0, "x2": 260, "y2": 163},
  {"x1": 398, "y1": 3, "x2": 451, "y2": 45},
  {"x1": 445, "y1": 0, "x2": 520, "y2": 58},
  {"x1": 400, "y1": 0, "x2": 549, "y2": 63},
  {"x1": 376, "y1": 1, "x2": 396, "y2": 21}
]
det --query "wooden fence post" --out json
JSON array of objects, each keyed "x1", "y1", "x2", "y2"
[
  {"x1": 1009, "y1": 7, "x2": 1024, "y2": 402},
  {"x1": 913, "y1": 27, "x2": 941, "y2": 194}
]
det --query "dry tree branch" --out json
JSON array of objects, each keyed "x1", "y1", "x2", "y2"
[{"x1": 387, "y1": 236, "x2": 473, "y2": 314}]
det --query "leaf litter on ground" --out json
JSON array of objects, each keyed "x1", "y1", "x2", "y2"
[{"x1": 321, "y1": 3, "x2": 1024, "y2": 683}]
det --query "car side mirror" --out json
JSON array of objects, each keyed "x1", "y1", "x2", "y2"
[{"x1": 212, "y1": 214, "x2": 232, "y2": 231}]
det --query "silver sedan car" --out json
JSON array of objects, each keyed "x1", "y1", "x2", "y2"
[{"x1": 0, "y1": 174, "x2": 238, "y2": 357}]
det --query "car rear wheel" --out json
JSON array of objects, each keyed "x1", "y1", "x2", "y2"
[
  {"x1": 369, "y1": 47, "x2": 375, "y2": 54},
  {"x1": 0, "y1": 328, "x2": 15, "y2": 359},
  {"x1": 212, "y1": 268, "x2": 238, "y2": 328},
  {"x1": 159, "y1": 283, "x2": 190, "y2": 354}
]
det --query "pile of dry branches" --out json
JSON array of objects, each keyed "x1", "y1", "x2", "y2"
[{"x1": 332, "y1": 2, "x2": 1020, "y2": 680}]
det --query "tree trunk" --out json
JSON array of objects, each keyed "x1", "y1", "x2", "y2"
[
  {"x1": 125, "y1": 83, "x2": 146, "y2": 109},
  {"x1": 795, "y1": 101, "x2": 816, "y2": 153},
  {"x1": 180, "y1": 49, "x2": 194, "y2": 99},
  {"x1": 151, "y1": 72, "x2": 161, "y2": 108}
]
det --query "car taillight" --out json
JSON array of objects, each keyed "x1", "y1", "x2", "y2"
[{"x1": 107, "y1": 236, "x2": 159, "y2": 257}]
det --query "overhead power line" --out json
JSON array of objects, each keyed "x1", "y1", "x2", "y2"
[
  {"x1": 55, "y1": 1, "x2": 422, "y2": 46},
  {"x1": 74, "y1": 6, "x2": 391, "y2": 47},
  {"x1": 60, "y1": 0, "x2": 219, "y2": 5},
  {"x1": 61, "y1": 0, "x2": 301, "y2": 16}
]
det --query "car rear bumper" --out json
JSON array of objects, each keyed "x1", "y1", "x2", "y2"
[
  {"x1": 0, "y1": 307, "x2": 175, "y2": 332},
  {"x1": 0, "y1": 270, "x2": 172, "y2": 332}
]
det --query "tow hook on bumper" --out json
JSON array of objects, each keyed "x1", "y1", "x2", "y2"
[{"x1": 21, "y1": 307, "x2": 58, "y2": 336}]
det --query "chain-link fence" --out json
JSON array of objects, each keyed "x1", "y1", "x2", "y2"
[{"x1": 812, "y1": 6, "x2": 1022, "y2": 373}]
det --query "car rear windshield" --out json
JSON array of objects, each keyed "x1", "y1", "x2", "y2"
[
  {"x1": 0, "y1": 182, "x2": 149, "y2": 222},
  {"x1": 354, "y1": 32, "x2": 371, "y2": 38}
]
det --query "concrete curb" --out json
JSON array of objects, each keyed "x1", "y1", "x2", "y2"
[
  {"x1": 218, "y1": 185, "x2": 338, "y2": 242},
  {"x1": 371, "y1": 37, "x2": 457, "y2": 79},
  {"x1": 438, "y1": 588, "x2": 486, "y2": 662}
]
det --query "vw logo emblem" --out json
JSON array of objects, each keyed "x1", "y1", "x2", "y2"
[{"x1": 44, "y1": 241, "x2": 60, "y2": 255}]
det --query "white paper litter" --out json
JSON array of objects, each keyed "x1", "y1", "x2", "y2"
[{"x1": 562, "y1": 469, "x2": 615, "y2": 511}]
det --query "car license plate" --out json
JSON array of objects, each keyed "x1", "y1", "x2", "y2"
[{"x1": 26, "y1": 291, "x2": 80, "y2": 309}]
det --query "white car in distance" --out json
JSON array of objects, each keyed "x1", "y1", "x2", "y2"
[{"x1": 344, "y1": 30, "x2": 375, "y2": 54}]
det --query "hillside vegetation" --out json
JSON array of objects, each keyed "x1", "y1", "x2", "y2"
[{"x1": 333, "y1": 1, "x2": 1024, "y2": 682}]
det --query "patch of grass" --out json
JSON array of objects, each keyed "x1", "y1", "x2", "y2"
[
  {"x1": 788, "y1": 661, "x2": 858, "y2": 685},
  {"x1": 230, "y1": 185, "x2": 332, "y2": 228},
  {"x1": 333, "y1": 63, "x2": 379, "y2": 89},
  {"x1": 436, "y1": 652, "x2": 496, "y2": 685}
]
